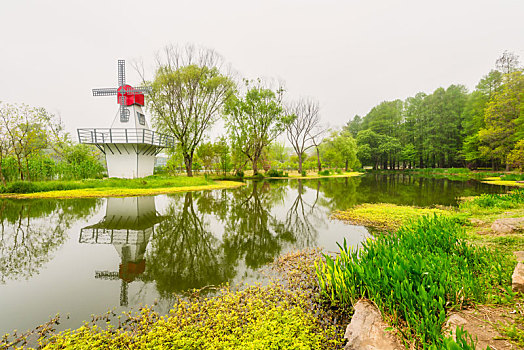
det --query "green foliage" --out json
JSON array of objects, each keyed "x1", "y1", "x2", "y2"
[
  {"x1": 149, "y1": 46, "x2": 235, "y2": 176},
  {"x1": 332, "y1": 203, "x2": 450, "y2": 230},
  {"x1": 0, "y1": 176, "x2": 214, "y2": 194},
  {"x1": 316, "y1": 215, "x2": 513, "y2": 348},
  {"x1": 478, "y1": 71, "x2": 524, "y2": 168},
  {"x1": 501, "y1": 173, "x2": 524, "y2": 181},
  {"x1": 224, "y1": 79, "x2": 292, "y2": 175},
  {"x1": 460, "y1": 189, "x2": 524, "y2": 211},
  {"x1": 301, "y1": 170, "x2": 307, "y2": 177},
  {"x1": 37, "y1": 284, "x2": 341, "y2": 350},
  {"x1": 320, "y1": 130, "x2": 358, "y2": 171},
  {"x1": 4, "y1": 181, "x2": 39, "y2": 194},
  {"x1": 266, "y1": 169, "x2": 288, "y2": 177},
  {"x1": 318, "y1": 169, "x2": 331, "y2": 176}
]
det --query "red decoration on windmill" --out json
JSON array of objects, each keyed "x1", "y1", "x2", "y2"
[{"x1": 92, "y1": 60, "x2": 151, "y2": 122}]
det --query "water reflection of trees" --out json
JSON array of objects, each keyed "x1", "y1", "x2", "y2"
[
  {"x1": 222, "y1": 181, "x2": 295, "y2": 269},
  {"x1": 283, "y1": 180, "x2": 326, "y2": 248},
  {"x1": 0, "y1": 198, "x2": 101, "y2": 283},
  {"x1": 144, "y1": 192, "x2": 235, "y2": 297}
]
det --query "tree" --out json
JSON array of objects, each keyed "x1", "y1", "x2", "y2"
[
  {"x1": 478, "y1": 71, "x2": 524, "y2": 170},
  {"x1": 0, "y1": 103, "x2": 50, "y2": 181},
  {"x1": 147, "y1": 45, "x2": 235, "y2": 177},
  {"x1": 507, "y1": 139, "x2": 524, "y2": 170},
  {"x1": 196, "y1": 142, "x2": 216, "y2": 173},
  {"x1": 214, "y1": 136, "x2": 232, "y2": 175},
  {"x1": 224, "y1": 79, "x2": 292, "y2": 175},
  {"x1": 321, "y1": 130, "x2": 358, "y2": 171},
  {"x1": 496, "y1": 51, "x2": 521, "y2": 75},
  {"x1": 345, "y1": 115, "x2": 362, "y2": 137},
  {"x1": 285, "y1": 98, "x2": 324, "y2": 173}
]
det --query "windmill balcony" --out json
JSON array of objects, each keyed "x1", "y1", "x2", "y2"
[{"x1": 78, "y1": 128, "x2": 175, "y2": 148}]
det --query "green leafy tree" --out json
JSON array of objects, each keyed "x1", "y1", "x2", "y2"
[
  {"x1": 224, "y1": 80, "x2": 292, "y2": 175},
  {"x1": 147, "y1": 45, "x2": 235, "y2": 177},
  {"x1": 478, "y1": 71, "x2": 523, "y2": 170}
]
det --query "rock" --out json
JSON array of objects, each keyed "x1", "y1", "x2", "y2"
[
  {"x1": 514, "y1": 251, "x2": 524, "y2": 263},
  {"x1": 443, "y1": 314, "x2": 468, "y2": 340},
  {"x1": 491, "y1": 217, "x2": 524, "y2": 234},
  {"x1": 344, "y1": 300, "x2": 402, "y2": 350},
  {"x1": 512, "y1": 261, "x2": 524, "y2": 293}
]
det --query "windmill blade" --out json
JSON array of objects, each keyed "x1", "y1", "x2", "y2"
[
  {"x1": 118, "y1": 60, "x2": 126, "y2": 87},
  {"x1": 93, "y1": 88, "x2": 118, "y2": 96},
  {"x1": 127, "y1": 86, "x2": 152, "y2": 95}
]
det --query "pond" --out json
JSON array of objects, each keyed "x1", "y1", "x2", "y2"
[{"x1": 0, "y1": 174, "x2": 507, "y2": 335}]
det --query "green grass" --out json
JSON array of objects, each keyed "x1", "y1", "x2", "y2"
[
  {"x1": 501, "y1": 174, "x2": 524, "y2": 181},
  {"x1": 316, "y1": 215, "x2": 514, "y2": 349},
  {"x1": 459, "y1": 189, "x2": 524, "y2": 214},
  {"x1": 0, "y1": 175, "x2": 213, "y2": 194}
]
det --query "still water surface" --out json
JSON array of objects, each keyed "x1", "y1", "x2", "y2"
[{"x1": 0, "y1": 175, "x2": 507, "y2": 334}]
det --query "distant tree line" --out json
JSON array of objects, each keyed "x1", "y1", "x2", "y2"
[{"x1": 346, "y1": 51, "x2": 524, "y2": 170}]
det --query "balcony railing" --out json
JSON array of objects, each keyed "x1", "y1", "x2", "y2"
[{"x1": 77, "y1": 128, "x2": 175, "y2": 148}]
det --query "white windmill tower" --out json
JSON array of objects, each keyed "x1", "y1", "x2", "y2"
[{"x1": 78, "y1": 60, "x2": 174, "y2": 178}]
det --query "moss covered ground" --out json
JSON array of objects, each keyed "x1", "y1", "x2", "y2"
[{"x1": 332, "y1": 203, "x2": 450, "y2": 230}]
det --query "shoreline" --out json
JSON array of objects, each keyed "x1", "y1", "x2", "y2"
[{"x1": 0, "y1": 180, "x2": 245, "y2": 199}]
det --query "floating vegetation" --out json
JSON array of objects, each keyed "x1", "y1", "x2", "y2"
[{"x1": 331, "y1": 203, "x2": 450, "y2": 230}]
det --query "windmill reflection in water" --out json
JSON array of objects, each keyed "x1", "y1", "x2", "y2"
[{"x1": 79, "y1": 197, "x2": 165, "y2": 306}]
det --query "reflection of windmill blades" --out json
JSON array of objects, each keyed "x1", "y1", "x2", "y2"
[
  {"x1": 93, "y1": 88, "x2": 118, "y2": 96},
  {"x1": 120, "y1": 280, "x2": 128, "y2": 307}
]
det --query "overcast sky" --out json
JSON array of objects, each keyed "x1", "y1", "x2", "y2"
[{"x1": 1, "y1": 0, "x2": 523, "y2": 140}]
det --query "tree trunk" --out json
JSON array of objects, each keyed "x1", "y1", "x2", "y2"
[
  {"x1": 298, "y1": 153, "x2": 303, "y2": 173},
  {"x1": 252, "y1": 156, "x2": 259, "y2": 175},
  {"x1": 315, "y1": 146, "x2": 322, "y2": 172},
  {"x1": 184, "y1": 154, "x2": 193, "y2": 177},
  {"x1": 345, "y1": 159, "x2": 348, "y2": 172}
]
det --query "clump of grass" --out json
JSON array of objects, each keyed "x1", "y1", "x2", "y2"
[
  {"x1": 460, "y1": 189, "x2": 524, "y2": 213},
  {"x1": 332, "y1": 203, "x2": 450, "y2": 230},
  {"x1": 316, "y1": 215, "x2": 513, "y2": 348},
  {"x1": 501, "y1": 174, "x2": 524, "y2": 181}
]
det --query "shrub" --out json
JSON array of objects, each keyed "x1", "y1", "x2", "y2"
[
  {"x1": 6, "y1": 181, "x2": 39, "y2": 194},
  {"x1": 319, "y1": 170, "x2": 331, "y2": 176},
  {"x1": 301, "y1": 170, "x2": 307, "y2": 177},
  {"x1": 266, "y1": 169, "x2": 287, "y2": 177},
  {"x1": 316, "y1": 215, "x2": 513, "y2": 348},
  {"x1": 235, "y1": 170, "x2": 244, "y2": 178}
]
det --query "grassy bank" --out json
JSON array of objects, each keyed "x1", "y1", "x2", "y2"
[
  {"x1": 332, "y1": 203, "x2": 450, "y2": 230},
  {"x1": 320, "y1": 189, "x2": 524, "y2": 348},
  {"x1": 260, "y1": 171, "x2": 363, "y2": 180},
  {"x1": 367, "y1": 168, "x2": 524, "y2": 187},
  {"x1": 0, "y1": 176, "x2": 245, "y2": 199}
]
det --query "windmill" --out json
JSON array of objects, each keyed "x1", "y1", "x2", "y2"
[
  {"x1": 78, "y1": 59, "x2": 174, "y2": 178},
  {"x1": 92, "y1": 60, "x2": 151, "y2": 124}
]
